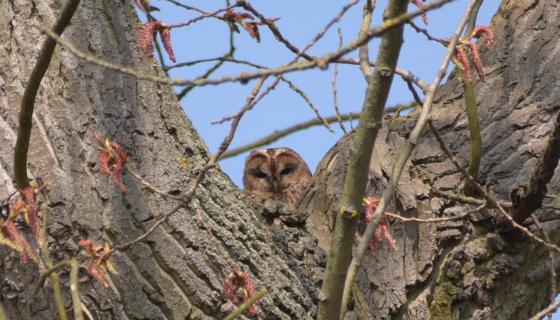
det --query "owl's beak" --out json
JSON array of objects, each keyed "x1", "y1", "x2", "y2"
[{"x1": 271, "y1": 179, "x2": 280, "y2": 192}]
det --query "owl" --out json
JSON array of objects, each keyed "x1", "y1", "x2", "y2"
[{"x1": 243, "y1": 148, "x2": 312, "y2": 205}]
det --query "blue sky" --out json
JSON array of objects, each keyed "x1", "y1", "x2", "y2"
[
  {"x1": 147, "y1": 1, "x2": 560, "y2": 318},
  {"x1": 149, "y1": 0, "x2": 500, "y2": 187}
]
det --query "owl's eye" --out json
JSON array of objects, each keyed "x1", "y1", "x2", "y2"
[
  {"x1": 253, "y1": 171, "x2": 268, "y2": 179},
  {"x1": 280, "y1": 165, "x2": 294, "y2": 175}
]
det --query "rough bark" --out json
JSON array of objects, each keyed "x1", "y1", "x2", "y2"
[
  {"x1": 0, "y1": 0, "x2": 322, "y2": 319},
  {"x1": 301, "y1": 0, "x2": 560, "y2": 319},
  {"x1": 2, "y1": 0, "x2": 560, "y2": 320}
]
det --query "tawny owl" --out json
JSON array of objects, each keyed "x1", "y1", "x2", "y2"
[{"x1": 243, "y1": 148, "x2": 312, "y2": 205}]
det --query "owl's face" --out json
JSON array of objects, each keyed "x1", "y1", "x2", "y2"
[{"x1": 243, "y1": 148, "x2": 312, "y2": 205}]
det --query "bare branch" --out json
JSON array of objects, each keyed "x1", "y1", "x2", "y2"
[
  {"x1": 39, "y1": 213, "x2": 67, "y2": 320},
  {"x1": 465, "y1": 0, "x2": 484, "y2": 36},
  {"x1": 529, "y1": 301, "x2": 560, "y2": 320},
  {"x1": 176, "y1": 26, "x2": 236, "y2": 100},
  {"x1": 14, "y1": 0, "x2": 81, "y2": 189},
  {"x1": 162, "y1": 0, "x2": 215, "y2": 15},
  {"x1": 358, "y1": 0, "x2": 374, "y2": 79},
  {"x1": 70, "y1": 258, "x2": 84, "y2": 320},
  {"x1": 387, "y1": 202, "x2": 485, "y2": 223},
  {"x1": 223, "y1": 288, "x2": 268, "y2": 320},
  {"x1": 113, "y1": 77, "x2": 268, "y2": 253},
  {"x1": 341, "y1": 1, "x2": 479, "y2": 317},
  {"x1": 332, "y1": 29, "x2": 348, "y2": 134},
  {"x1": 321, "y1": 0, "x2": 413, "y2": 318},
  {"x1": 282, "y1": 78, "x2": 334, "y2": 132},
  {"x1": 167, "y1": 4, "x2": 237, "y2": 29},
  {"x1": 39, "y1": 0, "x2": 455, "y2": 88},
  {"x1": 430, "y1": 188, "x2": 482, "y2": 205},
  {"x1": 125, "y1": 165, "x2": 184, "y2": 201},
  {"x1": 408, "y1": 21, "x2": 448, "y2": 46},
  {"x1": 220, "y1": 102, "x2": 415, "y2": 159},
  {"x1": 236, "y1": 0, "x2": 359, "y2": 61},
  {"x1": 428, "y1": 120, "x2": 560, "y2": 254}
]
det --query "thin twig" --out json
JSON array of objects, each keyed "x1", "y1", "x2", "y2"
[
  {"x1": 386, "y1": 202, "x2": 485, "y2": 223},
  {"x1": 165, "y1": 56, "x2": 250, "y2": 71},
  {"x1": 80, "y1": 302, "x2": 95, "y2": 320},
  {"x1": 168, "y1": 4, "x2": 237, "y2": 29},
  {"x1": 222, "y1": 288, "x2": 268, "y2": 320},
  {"x1": 167, "y1": 55, "x2": 431, "y2": 97},
  {"x1": 237, "y1": 0, "x2": 359, "y2": 61},
  {"x1": 431, "y1": 188, "x2": 483, "y2": 206},
  {"x1": 39, "y1": 210, "x2": 67, "y2": 320},
  {"x1": 70, "y1": 258, "x2": 84, "y2": 320},
  {"x1": 40, "y1": 0, "x2": 455, "y2": 88},
  {"x1": 326, "y1": 0, "x2": 413, "y2": 317},
  {"x1": 32, "y1": 259, "x2": 72, "y2": 296},
  {"x1": 220, "y1": 102, "x2": 416, "y2": 159},
  {"x1": 464, "y1": 0, "x2": 483, "y2": 36},
  {"x1": 211, "y1": 77, "x2": 276, "y2": 125},
  {"x1": 341, "y1": 2, "x2": 478, "y2": 317},
  {"x1": 162, "y1": 0, "x2": 216, "y2": 16},
  {"x1": 112, "y1": 77, "x2": 268, "y2": 253},
  {"x1": 126, "y1": 165, "x2": 183, "y2": 201},
  {"x1": 282, "y1": 78, "x2": 334, "y2": 133},
  {"x1": 169, "y1": 55, "x2": 428, "y2": 131},
  {"x1": 529, "y1": 301, "x2": 560, "y2": 320},
  {"x1": 428, "y1": 119, "x2": 560, "y2": 254},
  {"x1": 408, "y1": 20, "x2": 448, "y2": 46},
  {"x1": 14, "y1": 0, "x2": 81, "y2": 189},
  {"x1": 332, "y1": 29, "x2": 347, "y2": 134},
  {"x1": 358, "y1": 0, "x2": 374, "y2": 80},
  {"x1": 177, "y1": 23, "x2": 236, "y2": 100},
  {"x1": 211, "y1": 0, "x2": 356, "y2": 133}
]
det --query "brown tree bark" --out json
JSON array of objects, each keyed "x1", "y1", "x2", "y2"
[
  {"x1": 302, "y1": 0, "x2": 560, "y2": 319},
  {"x1": 1, "y1": 0, "x2": 559, "y2": 320},
  {"x1": 0, "y1": 0, "x2": 322, "y2": 319}
]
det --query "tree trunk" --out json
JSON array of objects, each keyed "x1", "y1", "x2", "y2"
[
  {"x1": 1, "y1": 0, "x2": 559, "y2": 320},
  {"x1": 301, "y1": 0, "x2": 560, "y2": 319},
  {"x1": 0, "y1": 0, "x2": 322, "y2": 319}
]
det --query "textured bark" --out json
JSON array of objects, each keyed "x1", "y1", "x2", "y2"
[
  {"x1": 1, "y1": 0, "x2": 560, "y2": 320},
  {"x1": 0, "y1": 0, "x2": 322, "y2": 319},
  {"x1": 301, "y1": 0, "x2": 560, "y2": 319}
]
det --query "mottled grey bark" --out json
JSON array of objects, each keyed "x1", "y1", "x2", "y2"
[
  {"x1": 301, "y1": 0, "x2": 560, "y2": 319},
  {"x1": 0, "y1": 0, "x2": 321, "y2": 319},
  {"x1": 1, "y1": 0, "x2": 559, "y2": 319}
]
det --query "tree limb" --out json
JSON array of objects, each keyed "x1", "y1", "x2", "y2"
[
  {"x1": 70, "y1": 258, "x2": 84, "y2": 320},
  {"x1": 318, "y1": 1, "x2": 410, "y2": 319},
  {"x1": 14, "y1": 0, "x2": 81, "y2": 189},
  {"x1": 340, "y1": 1, "x2": 478, "y2": 317},
  {"x1": 220, "y1": 102, "x2": 415, "y2": 159},
  {"x1": 39, "y1": 0, "x2": 455, "y2": 88},
  {"x1": 222, "y1": 288, "x2": 268, "y2": 320}
]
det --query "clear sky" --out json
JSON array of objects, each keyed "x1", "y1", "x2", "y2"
[
  {"x1": 149, "y1": 0, "x2": 500, "y2": 187},
  {"x1": 148, "y1": 1, "x2": 560, "y2": 318}
]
